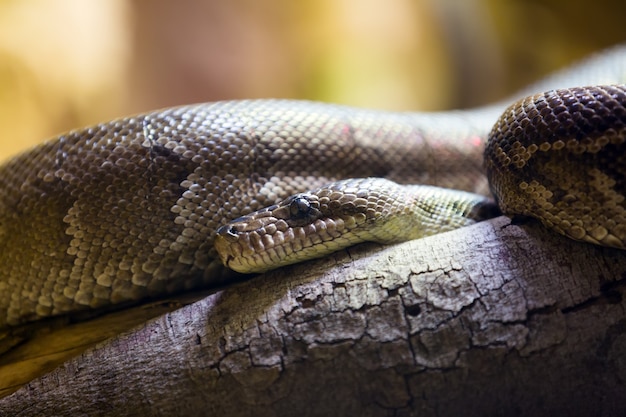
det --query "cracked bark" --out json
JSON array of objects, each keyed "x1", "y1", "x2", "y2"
[{"x1": 1, "y1": 216, "x2": 626, "y2": 416}]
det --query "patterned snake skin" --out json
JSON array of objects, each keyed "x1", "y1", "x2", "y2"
[{"x1": 1, "y1": 47, "x2": 626, "y2": 327}]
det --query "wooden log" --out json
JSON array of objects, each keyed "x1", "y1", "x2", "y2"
[{"x1": 1, "y1": 216, "x2": 625, "y2": 416}]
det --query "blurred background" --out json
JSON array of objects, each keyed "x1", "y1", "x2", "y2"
[{"x1": 1, "y1": 0, "x2": 625, "y2": 161}]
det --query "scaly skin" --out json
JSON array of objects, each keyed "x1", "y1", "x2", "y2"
[
  {"x1": 1, "y1": 46, "x2": 626, "y2": 327},
  {"x1": 215, "y1": 85, "x2": 626, "y2": 273}
]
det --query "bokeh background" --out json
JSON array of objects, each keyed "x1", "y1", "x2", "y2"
[{"x1": 1, "y1": 0, "x2": 625, "y2": 161}]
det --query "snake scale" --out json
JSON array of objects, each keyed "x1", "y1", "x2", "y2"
[{"x1": 1, "y1": 46, "x2": 626, "y2": 328}]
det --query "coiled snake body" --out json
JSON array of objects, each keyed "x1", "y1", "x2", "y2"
[{"x1": 1, "y1": 47, "x2": 626, "y2": 327}]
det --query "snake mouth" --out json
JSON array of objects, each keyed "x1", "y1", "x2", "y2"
[
  {"x1": 214, "y1": 240, "x2": 236, "y2": 271},
  {"x1": 214, "y1": 225, "x2": 244, "y2": 271}
]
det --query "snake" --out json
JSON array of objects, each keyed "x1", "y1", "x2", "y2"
[{"x1": 1, "y1": 46, "x2": 625, "y2": 329}]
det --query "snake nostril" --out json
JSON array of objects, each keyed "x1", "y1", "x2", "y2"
[{"x1": 216, "y1": 224, "x2": 238, "y2": 238}]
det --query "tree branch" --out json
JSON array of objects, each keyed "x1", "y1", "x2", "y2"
[{"x1": 2, "y1": 216, "x2": 626, "y2": 416}]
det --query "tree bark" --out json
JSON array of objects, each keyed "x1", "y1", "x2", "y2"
[{"x1": 1, "y1": 216, "x2": 626, "y2": 416}]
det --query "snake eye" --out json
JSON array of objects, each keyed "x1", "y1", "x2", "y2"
[{"x1": 289, "y1": 196, "x2": 313, "y2": 219}]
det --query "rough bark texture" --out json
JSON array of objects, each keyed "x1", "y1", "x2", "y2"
[{"x1": 1, "y1": 216, "x2": 626, "y2": 416}]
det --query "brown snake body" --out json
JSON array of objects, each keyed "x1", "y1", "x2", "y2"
[{"x1": 1, "y1": 47, "x2": 626, "y2": 327}]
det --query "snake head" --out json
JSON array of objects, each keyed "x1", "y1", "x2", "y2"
[
  {"x1": 213, "y1": 181, "x2": 374, "y2": 274},
  {"x1": 214, "y1": 178, "x2": 496, "y2": 273},
  {"x1": 215, "y1": 193, "x2": 329, "y2": 240}
]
